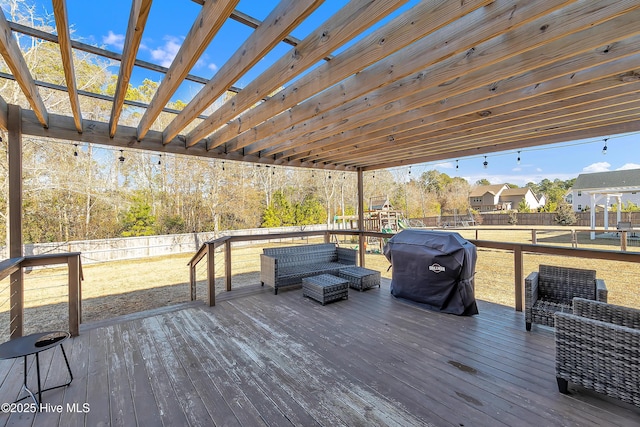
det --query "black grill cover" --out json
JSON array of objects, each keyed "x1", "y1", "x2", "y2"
[{"x1": 383, "y1": 229, "x2": 478, "y2": 315}]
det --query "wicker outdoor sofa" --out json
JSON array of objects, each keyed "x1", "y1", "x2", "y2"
[
  {"x1": 555, "y1": 298, "x2": 640, "y2": 407},
  {"x1": 260, "y1": 243, "x2": 357, "y2": 294},
  {"x1": 525, "y1": 265, "x2": 607, "y2": 331}
]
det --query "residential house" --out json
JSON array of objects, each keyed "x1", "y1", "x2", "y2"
[
  {"x1": 570, "y1": 169, "x2": 640, "y2": 212},
  {"x1": 469, "y1": 184, "x2": 544, "y2": 212}
]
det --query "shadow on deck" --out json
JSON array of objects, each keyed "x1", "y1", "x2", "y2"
[{"x1": 1, "y1": 279, "x2": 638, "y2": 426}]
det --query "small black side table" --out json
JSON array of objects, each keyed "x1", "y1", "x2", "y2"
[{"x1": 0, "y1": 331, "x2": 73, "y2": 405}]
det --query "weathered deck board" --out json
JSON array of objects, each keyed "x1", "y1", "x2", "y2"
[{"x1": 0, "y1": 280, "x2": 639, "y2": 426}]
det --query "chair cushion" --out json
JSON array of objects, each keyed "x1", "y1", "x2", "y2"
[{"x1": 533, "y1": 299, "x2": 572, "y2": 314}]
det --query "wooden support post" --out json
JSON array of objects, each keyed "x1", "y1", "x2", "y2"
[
  {"x1": 357, "y1": 169, "x2": 365, "y2": 267},
  {"x1": 531, "y1": 229, "x2": 537, "y2": 245},
  {"x1": 68, "y1": 254, "x2": 80, "y2": 336},
  {"x1": 207, "y1": 243, "x2": 216, "y2": 306},
  {"x1": 514, "y1": 246, "x2": 523, "y2": 312},
  {"x1": 475, "y1": 229, "x2": 479, "y2": 240},
  {"x1": 621, "y1": 231, "x2": 627, "y2": 252},
  {"x1": 8, "y1": 105, "x2": 23, "y2": 338},
  {"x1": 225, "y1": 239, "x2": 232, "y2": 291},
  {"x1": 190, "y1": 263, "x2": 197, "y2": 301}
]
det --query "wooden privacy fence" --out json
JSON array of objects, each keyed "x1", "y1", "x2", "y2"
[
  {"x1": 188, "y1": 230, "x2": 640, "y2": 311},
  {"x1": 0, "y1": 253, "x2": 82, "y2": 339}
]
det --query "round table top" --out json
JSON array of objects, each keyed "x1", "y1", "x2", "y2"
[{"x1": 0, "y1": 331, "x2": 70, "y2": 359}]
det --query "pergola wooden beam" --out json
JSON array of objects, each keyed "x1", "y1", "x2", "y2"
[
  {"x1": 52, "y1": 0, "x2": 82, "y2": 133},
  {"x1": 214, "y1": 0, "x2": 495, "y2": 154},
  {"x1": 136, "y1": 0, "x2": 240, "y2": 141},
  {"x1": 243, "y1": 0, "x2": 573, "y2": 157},
  {"x1": 361, "y1": 118, "x2": 640, "y2": 171},
  {"x1": 260, "y1": 0, "x2": 640, "y2": 159},
  {"x1": 0, "y1": 9, "x2": 48, "y2": 127},
  {"x1": 3, "y1": 1, "x2": 640, "y2": 172},
  {"x1": 162, "y1": 0, "x2": 323, "y2": 144},
  {"x1": 291, "y1": 54, "x2": 640, "y2": 165},
  {"x1": 186, "y1": 0, "x2": 410, "y2": 148},
  {"x1": 7, "y1": 20, "x2": 238, "y2": 91},
  {"x1": 327, "y1": 98, "x2": 640, "y2": 167},
  {"x1": 261, "y1": 2, "x2": 640, "y2": 161},
  {"x1": 109, "y1": 0, "x2": 152, "y2": 138}
]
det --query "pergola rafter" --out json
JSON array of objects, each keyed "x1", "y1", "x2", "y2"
[{"x1": 0, "y1": 0, "x2": 638, "y2": 172}]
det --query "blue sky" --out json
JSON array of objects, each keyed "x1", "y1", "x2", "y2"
[{"x1": 13, "y1": 1, "x2": 640, "y2": 186}]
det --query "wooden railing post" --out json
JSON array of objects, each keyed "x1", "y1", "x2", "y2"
[
  {"x1": 68, "y1": 254, "x2": 81, "y2": 336},
  {"x1": 189, "y1": 262, "x2": 197, "y2": 301},
  {"x1": 531, "y1": 229, "x2": 537, "y2": 245},
  {"x1": 621, "y1": 231, "x2": 627, "y2": 251},
  {"x1": 514, "y1": 246, "x2": 523, "y2": 312},
  {"x1": 225, "y1": 239, "x2": 232, "y2": 292},
  {"x1": 207, "y1": 242, "x2": 216, "y2": 306}
]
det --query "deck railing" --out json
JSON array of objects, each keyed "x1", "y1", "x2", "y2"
[
  {"x1": 0, "y1": 253, "x2": 82, "y2": 338},
  {"x1": 188, "y1": 229, "x2": 640, "y2": 311}
]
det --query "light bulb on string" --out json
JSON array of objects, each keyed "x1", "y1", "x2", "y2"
[
  {"x1": 602, "y1": 138, "x2": 609, "y2": 155},
  {"x1": 157, "y1": 154, "x2": 162, "y2": 165},
  {"x1": 456, "y1": 159, "x2": 459, "y2": 170},
  {"x1": 73, "y1": 144, "x2": 78, "y2": 157},
  {"x1": 118, "y1": 149, "x2": 125, "y2": 163},
  {"x1": 517, "y1": 151, "x2": 521, "y2": 165},
  {"x1": 483, "y1": 156, "x2": 488, "y2": 169}
]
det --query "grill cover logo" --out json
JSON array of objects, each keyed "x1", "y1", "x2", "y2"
[{"x1": 429, "y1": 263, "x2": 446, "y2": 273}]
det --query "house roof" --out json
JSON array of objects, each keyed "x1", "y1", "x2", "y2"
[
  {"x1": 573, "y1": 169, "x2": 640, "y2": 192},
  {"x1": 2, "y1": 2, "x2": 640, "y2": 171},
  {"x1": 369, "y1": 196, "x2": 391, "y2": 210},
  {"x1": 500, "y1": 187, "x2": 532, "y2": 197},
  {"x1": 469, "y1": 184, "x2": 508, "y2": 198}
]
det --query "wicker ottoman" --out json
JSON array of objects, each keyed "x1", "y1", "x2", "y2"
[
  {"x1": 338, "y1": 266, "x2": 381, "y2": 291},
  {"x1": 302, "y1": 274, "x2": 349, "y2": 305}
]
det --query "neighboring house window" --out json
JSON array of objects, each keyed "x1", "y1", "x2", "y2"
[
  {"x1": 577, "y1": 191, "x2": 582, "y2": 196},
  {"x1": 578, "y1": 204, "x2": 582, "y2": 210}
]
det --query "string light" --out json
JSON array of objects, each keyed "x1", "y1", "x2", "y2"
[
  {"x1": 73, "y1": 143, "x2": 78, "y2": 157},
  {"x1": 602, "y1": 138, "x2": 609, "y2": 155},
  {"x1": 517, "y1": 151, "x2": 521, "y2": 165},
  {"x1": 456, "y1": 159, "x2": 459, "y2": 170},
  {"x1": 157, "y1": 154, "x2": 162, "y2": 165},
  {"x1": 222, "y1": 161, "x2": 225, "y2": 171},
  {"x1": 118, "y1": 149, "x2": 125, "y2": 163},
  {"x1": 483, "y1": 156, "x2": 488, "y2": 169}
]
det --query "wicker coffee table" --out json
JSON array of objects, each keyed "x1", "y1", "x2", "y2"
[
  {"x1": 338, "y1": 266, "x2": 381, "y2": 291},
  {"x1": 302, "y1": 274, "x2": 349, "y2": 305}
]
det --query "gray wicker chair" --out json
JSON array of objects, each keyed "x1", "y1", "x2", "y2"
[
  {"x1": 524, "y1": 265, "x2": 607, "y2": 331},
  {"x1": 555, "y1": 298, "x2": 640, "y2": 406}
]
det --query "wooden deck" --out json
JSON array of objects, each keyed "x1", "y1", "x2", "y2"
[{"x1": 1, "y1": 280, "x2": 639, "y2": 427}]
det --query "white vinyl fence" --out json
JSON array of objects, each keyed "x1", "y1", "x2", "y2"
[{"x1": 2, "y1": 224, "x2": 336, "y2": 265}]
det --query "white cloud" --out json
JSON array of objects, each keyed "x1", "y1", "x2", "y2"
[
  {"x1": 582, "y1": 162, "x2": 611, "y2": 173},
  {"x1": 103, "y1": 31, "x2": 125, "y2": 50},
  {"x1": 208, "y1": 63, "x2": 219, "y2": 72},
  {"x1": 150, "y1": 36, "x2": 183, "y2": 67},
  {"x1": 512, "y1": 167, "x2": 522, "y2": 172},
  {"x1": 434, "y1": 161, "x2": 454, "y2": 169},
  {"x1": 617, "y1": 163, "x2": 640, "y2": 171},
  {"x1": 536, "y1": 168, "x2": 542, "y2": 172}
]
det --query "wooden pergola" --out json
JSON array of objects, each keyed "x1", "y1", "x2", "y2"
[{"x1": 2, "y1": 0, "x2": 640, "y2": 335}]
